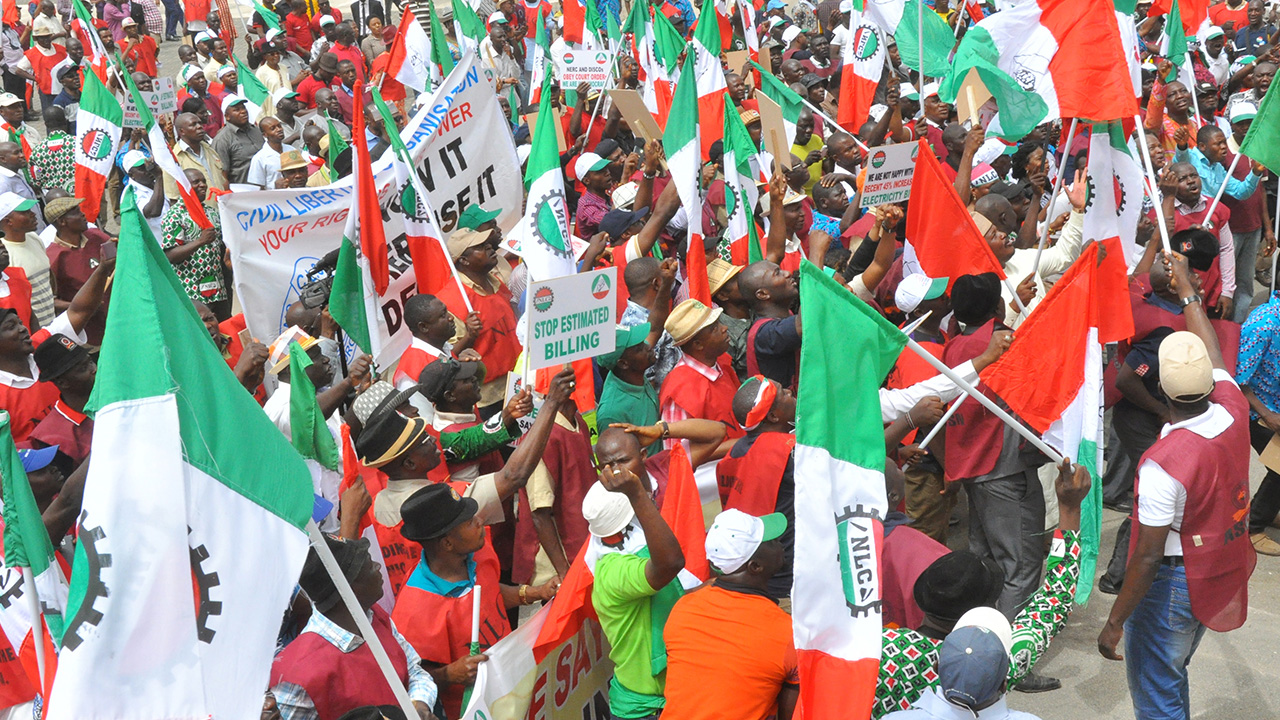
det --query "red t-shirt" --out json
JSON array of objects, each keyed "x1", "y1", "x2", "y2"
[
  {"x1": 121, "y1": 35, "x2": 158, "y2": 77},
  {"x1": 308, "y1": 6, "x2": 344, "y2": 35},
  {"x1": 285, "y1": 12, "x2": 314, "y2": 53},
  {"x1": 295, "y1": 72, "x2": 338, "y2": 109}
]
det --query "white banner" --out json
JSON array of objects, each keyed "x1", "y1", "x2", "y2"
[
  {"x1": 461, "y1": 604, "x2": 613, "y2": 720},
  {"x1": 221, "y1": 53, "x2": 522, "y2": 367}
]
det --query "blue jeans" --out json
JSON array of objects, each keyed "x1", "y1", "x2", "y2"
[
  {"x1": 162, "y1": 0, "x2": 182, "y2": 37},
  {"x1": 1124, "y1": 565, "x2": 1207, "y2": 720}
]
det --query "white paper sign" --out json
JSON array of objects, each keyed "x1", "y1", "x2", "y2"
[
  {"x1": 859, "y1": 142, "x2": 919, "y2": 208},
  {"x1": 527, "y1": 267, "x2": 617, "y2": 371}
]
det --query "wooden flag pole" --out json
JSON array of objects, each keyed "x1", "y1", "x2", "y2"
[{"x1": 306, "y1": 521, "x2": 419, "y2": 720}]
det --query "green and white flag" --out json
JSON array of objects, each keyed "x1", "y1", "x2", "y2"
[
  {"x1": 514, "y1": 72, "x2": 578, "y2": 283},
  {"x1": 253, "y1": 0, "x2": 281, "y2": 31},
  {"x1": 792, "y1": 260, "x2": 903, "y2": 720},
  {"x1": 663, "y1": 57, "x2": 711, "y2": 304},
  {"x1": 749, "y1": 61, "x2": 804, "y2": 146},
  {"x1": 722, "y1": 93, "x2": 763, "y2": 264},
  {"x1": 46, "y1": 194, "x2": 314, "y2": 720},
  {"x1": 0, "y1": 412, "x2": 68, "y2": 645},
  {"x1": 288, "y1": 342, "x2": 340, "y2": 470},
  {"x1": 233, "y1": 55, "x2": 273, "y2": 122},
  {"x1": 452, "y1": 0, "x2": 486, "y2": 53}
]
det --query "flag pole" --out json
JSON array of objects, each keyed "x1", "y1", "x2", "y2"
[
  {"x1": 916, "y1": 0, "x2": 924, "y2": 104},
  {"x1": 1200, "y1": 152, "x2": 1243, "y2": 229},
  {"x1": 1133, "y1": 115, "x2": 1174, "y2": 253},
  {"x1": 582, "y1": 37, "x2": 621, "y2": 142},
  {"x1": 306, "y1": 521, "x2": 420, "y2": 720},
  {"x1": 459, "y1": 585, "x2": 482, "y2": 710},
  {"x1": 953, "y1": 0, "x2": 968, "y2": 39},
  {"x1": 802, "y1": 96, "x2": 870, "y2": 151},
  {"x1": 1184, "y1": 52, "x2": 1202, "y2": 125},
  {"x1": 1002, "y1": 276, "x2": 1028, "y2": 315},
  {"x1": 914, "y1": 395, "x2": 962, "y2": 451},
  {"x1": 901, "y1": 337, "x2": 1065, "y2": 464},
  {"x1": 1273, "y1": 188, "x2": 1279, "y2": 295},
  {"x1": 20, "y1": 567, "x2": 45, "y2": 697},
  {"x1": 1031, "y1": 117, "x2": 1079, "y2": 277}
]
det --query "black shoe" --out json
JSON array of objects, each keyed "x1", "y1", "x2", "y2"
[
  {"x1": 1097, "y1": 575, "x2": 1121, "y2": 595},
  {"x1": 166, "y1": 34, "x2": 181, "y2": 41},
  {"x1": 1013, "y1": 673, "x2": 1061, "y2": 693}
]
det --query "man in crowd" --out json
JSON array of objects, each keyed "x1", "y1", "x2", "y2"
[{"x1": 213, "y1": 96, "x2": 266, "y2": 185}]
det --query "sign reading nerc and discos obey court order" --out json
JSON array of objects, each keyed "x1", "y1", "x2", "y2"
[{"x1": 528, "y1": 268, "x2": 617, "y2": 371}]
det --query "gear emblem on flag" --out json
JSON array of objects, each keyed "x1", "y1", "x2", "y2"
[
  {"x1": 0, "y1": 571, "x2": 23, "y2": 610},
  {"x1": 63, "y1": 511, "x2": 112, "y2": 651},
  {"x1": 851, "y1": 23, "x2": 882, "y2": 61},
  {"x1": 189, "y1": 538, "x2": 223, "y2": 644},
  {"x1": 530, "y1": 189, "x2": 573, "y2": 259},
  {"x1": 834, "y1": 504, "x2": 882, "y2": 618}
]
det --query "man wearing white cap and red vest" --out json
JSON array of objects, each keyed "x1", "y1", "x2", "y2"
[{"x1": 1097, "y1": 251, "x2": 1256, "y2": 720}]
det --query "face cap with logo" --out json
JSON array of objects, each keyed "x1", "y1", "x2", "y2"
[
  {"x1": 33, "y1": 333, "x2": 90, "y2": 381},
  {"x1": 705, "y1": 509, "x2": 786, "y2": 574},
  {"x1": 574, "y1": 152, "x2": 611, "y2": 181}
]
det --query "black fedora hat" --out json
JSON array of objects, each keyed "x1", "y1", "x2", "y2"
[
  {"x1": 913, "y1": 551, "x2": 1005, "y2": 623},
  {"x1": 400, "y1": 483, "x2": 478, "y2": 543}
]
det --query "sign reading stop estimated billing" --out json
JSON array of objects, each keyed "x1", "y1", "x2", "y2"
[
  {"x1": 859, "y1": 142, "x2": 919, "y2": 208},
  {"x1": 528, "y1": 267, "x2": 618, "y2": 371}
]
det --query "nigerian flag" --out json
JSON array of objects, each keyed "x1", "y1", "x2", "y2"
[
  {"x1": 452, "y1": 0, "x2": 486, "y2": 53},
  {"x1": 663, "y1": 57, "x2": 710, "y2": 304},
  {"x1": 73, "y1": 66, "x2": 121, "y2": 226},
  {"x1": 513, "y1": 72, "x2": 577, "y2": 284},
  {"x1": 722, "y1": 93, "x2": 763, "y2": 264},
  {"x1": 749, "y1": 61, "x2": 804, "y2": 146},
  {"x1": 792, "y1": 261, "x2": 902, "y2": 720},
  {"x1": 46, "y1": 193, "x2": 313, "y2": 720},
  {"x1": 233, "y1": 54, "x2": 272, "y2": 121}
]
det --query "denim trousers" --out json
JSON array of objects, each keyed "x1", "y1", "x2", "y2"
[{"x1": 1124, "y1": 565, "x2": 1207, "y2": 720}]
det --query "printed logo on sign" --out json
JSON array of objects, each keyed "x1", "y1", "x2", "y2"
[
  {"x1": 563, "y1": 52, "x2": 575, "y2": 63},
  {"x1": 531, "y1": 188, "x2": 574, "y2": 259},
  {"x1": 591, "y1": 273, "x2": 611, "y2": 299},
  {"x1": 533, "y1": 285, "x2": 555, "y2": 312},
  {"x1": 835, "y1": 504, "x2": 881, "y2": 618},
  {"x1": 871, "y1": 150, "x2": 887, "y2": 168},
  {"x1": 910, "y1": 143, "x2": 920, "y2": 161},
  {"x1": 852, "y1": 24, "x2": 880, "y2": 61},
  {"x1": 80, "y1": 128, "x2": 113, "y2": 160},
  {"x1": 595, "y1": 52, "x2": 608, "y2": 64}
]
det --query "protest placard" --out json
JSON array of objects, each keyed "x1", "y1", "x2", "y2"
[
  {"x1": 860, "y1": 143, "x2": 920, "y2": 208},
  {"x1": 527, "y1": 268, "x2": 617, "y2": 371},
  {"x1": 122, "y1": 77, "x2": 179, "y2": 128},
  {"x1": 556, "y1": 49, "x2": 613, "y2": 93}
]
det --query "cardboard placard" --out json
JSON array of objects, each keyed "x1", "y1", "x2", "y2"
[
  {"x1": 755, "y1": 91, "x2": 791, "y2": 170},
  {"x1": 860, "y1": 142, "x2": 920, "y2": 208},
  {"x1": 524, "y1": 103, "x2": 567, "y2": 153},
  {"x1": 606, "y1": 88, "x2": 663, "y2": 145},
  {"x1": 955, "y1": 67, "x2": 992, "y2": 127},
  {"x1": 725, "y1": 50, "x2": 749, "y2": 76}
]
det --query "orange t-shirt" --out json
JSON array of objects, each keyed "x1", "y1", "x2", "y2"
[{"x1": 661, "y1": 584, "x2": 798, "y2": 720}]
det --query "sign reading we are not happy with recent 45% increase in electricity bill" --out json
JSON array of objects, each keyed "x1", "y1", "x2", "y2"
[{"x1": 528, "y1": 267, "x2": 618, "y2": 371}]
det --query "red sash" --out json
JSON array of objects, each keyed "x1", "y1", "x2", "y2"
[
  {"x1": 744, "y1": 317, "x2": 770, "y2": 379},
  {"x1": 718, "y1": 432, "x2": 795, "y2": 513},
  {"x1": 1130, "y1": 382, "x2": 1255, "y2": 632},
  {"x1": 270, "y1": 606, "x2": 408, "y2": 720}
]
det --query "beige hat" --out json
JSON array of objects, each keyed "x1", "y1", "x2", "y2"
[
  {"x1": 782, "y1": 189, "x2": 806, "y2": 206},
  {"x1": 665, "y1": 299, "x2": 723, "y2": 346},
  {"x1": 739, "y1": 109, "x2": 761, "y2": 126},
  {"x1": 1158, "y1": 331, "x2": 1214, "y2": 402},
  {"x1": 447, "y1": 227, "x2": 491, "y2": 260},
  {"x1": 279, "y1": 149, "x2": 308, "y2": 171},
  {"x1": 707, "y1": 258, "x2": 744, "y2": 297},
  {"x1": 44, "y1": 196, "x2": 85, "y2": 223}
]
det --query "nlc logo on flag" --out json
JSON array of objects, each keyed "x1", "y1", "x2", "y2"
[{"x1": 835, "y1": 504, "x2": 881, "y2": 617}]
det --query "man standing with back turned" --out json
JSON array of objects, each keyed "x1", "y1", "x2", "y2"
[{"x1": 1098, "y1": 251, "x2": 1256, "y2": 720}]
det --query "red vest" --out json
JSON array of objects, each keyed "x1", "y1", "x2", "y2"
[
  {"x1": 942, "y1": 322, "x2": 1004, "y2": 482},
  {"x1": 392, "y1": 343, "x2": 444, "y2": 389},
  {"x1": 512, "y1": 413, "x2": 596, "y2": 584},
  {"x1": 392, "y1": 538, "x2": 512, "y2": 718},
  {"x1": 373, "y1": 469, "x2": 462, "y2": 597},
  {"x1": 658, "y1": 355, "x2": 745, "y2": 439},
  {"x1": 270, "y1": 606, "x2": 408, "y2": 720},
  {"x1": 1130, "y1": 382, "x2": 1255, "y2": 632},
  {"x1": 885, "y1": 336, "x2": 945, "y2": 444},
  {"x1": 717, "y1": 432, "x2": 795, "y2": 512},
  {"x1": 435, "y1": 280, "x2": 520, "y2": 387},
  {"x1": 24, "y1": 46, "x2": 66, "y2": 96},
  {"x1": 0, "y1": 267, "x2": 32, "y2": 331}
]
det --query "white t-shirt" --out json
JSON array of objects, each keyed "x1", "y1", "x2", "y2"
[
  {"x1": 246, "y1": 143, "x2": 297, "y2": 188},
  {"x1": 1136, "y1": 369, "x2": 1239, "y2": 556}
]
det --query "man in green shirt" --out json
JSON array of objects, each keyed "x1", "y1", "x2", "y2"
[
  {"x1": 596, "y1": 323, "x2": 658, "y2": 450},
  {"x1": 585, "y1": 457, "x2": 686, "y2": 720}
]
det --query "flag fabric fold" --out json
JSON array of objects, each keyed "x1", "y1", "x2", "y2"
[
  {"x1": 837, "y1": 1, "x2": 889, "y2": 133},
  {"x1": 1240, "y1": 78, "x2": 1280, "y2": 170},
  {"x1": 122, "y1": 71, "x2": 211, "y2": 229},
  {"x1": 287, "y1": 342, "x2": 341, "y2": 470},
  {"x1": 663, "y1": 59, "x2": 711, "y2": 305},
  {"x1": 515, "y1": 71, "x2": 581, "y2": 284},
  {"x1": 47, "y1": 192, "x2": 313, "y2": 720},
  {"x1": 661, "y1": 444, "x2": 709, "y2": 582},
  {"x1": 1083, "y1": 121, "x2": 1145, "y2": 270},
  {"x1": 233, "y1": 54, "x2": 272, "y2": 121},
  {"x1": 385, "y1": 8, "x2": 438, "y2": 93},
  {"x1": 74, "y1": 68, "x2": 122, "y2": 226},
  {"x1": 903, "y1": 140, "x2": 1007, "y2": 287},
  {"x1": 793, "y1": 260, "x2": 904, "y2": 720},
  {"x1": 690, "y1": 0, "x2": 727, "y2": 159},
  {"x1": 328, "y1": 89, "x2": 382, "y2": 355},
  {"x1": 980, "y1": 239, "x2": 1133, "y2": 606},
  {"x1": 723, "y1": 95, "x2": 764, "y2": 264}
]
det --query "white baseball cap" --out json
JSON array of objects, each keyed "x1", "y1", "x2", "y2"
[
  {"x1": 705, "y1": 509, "x2": 786, "y2": 574},
  {"x1": 953, "y1": 606, "x2": 1014, "y2": 657},
  {"x1": 488, "y1": 10, "x2": 508, "y2": 23},
  {"x1": 221, "y1": 94, "x2": 248, "y2": 114},
  {"x1": 895, "y1": 273, "x2": 949, "y2": 313},
  {"x1": 574, "y1": 152, "x2": 610, "y2": 180},
  {"x1": 582, "y1": 482, "x2": 636, "y2": 537},
  {"x1": 899, "y1": 82, "x2": 920, "y2": 101},
  {"x1": 273, "y1": 86, "x2": 300, "y2": 104},
  {"x1": 612, "y1": 181, "x2": 639, "y2": 210},
  {"x1": 0, "y1": 192, "x2": 36, "y2": 222},
  {"x1": 973, "y1": 137, "x2": 1006, "y2": 167},
  {"x1": 121, "y1": 149, "x2": 148, "y2": 170},
  {"x1": 318, "y1": 14, "x2": 336, "y2": 26},
  {"x1": 0, "y1": 93, "x2": 22, "y2": 107},
  {"x1": 781, "y1": 26, "x2": 803, "y2": 47},
  {"x1": 922, "y1": 82, "x2": 941, "y2": 99}
]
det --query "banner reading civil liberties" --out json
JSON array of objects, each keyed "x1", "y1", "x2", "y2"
[{"x1": 221, "y1": 53, "x2": 522, "y2": 366}]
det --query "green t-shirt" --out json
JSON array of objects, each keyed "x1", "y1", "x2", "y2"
[
  {"x1": 593, "y1": 552, "x2": 663, "y2": 715},
  {"x1": 596, "y1": 374, "x2": 660, "y2": 455}
]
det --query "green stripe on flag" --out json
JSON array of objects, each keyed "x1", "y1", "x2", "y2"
[
  {"x1": 233, "y1": 54, "x2": 272, "y2": 108},
  {"x1": 453, "y1": 0, "x2": 486, "y2": 43},
  {"x1": 1164, "y1": 0, "x2": 1187, "y2": 68},
  {"x1": 750, "y1": 61, "x2": 805, "y2": 121},
  {"x1": 85, "y1": 190, "x2": 314, "y2": 527},
  {"x1": 427, "y1": 0, "x2": 455, "y2": 75},
  {"x1": 253, "y1": 0, "x2": 281, "y2": 31},
  {"x1": 941, "y1": 27, "x2": 1049, "y2": 141},
  {"x1": 0, "y1": 413, "x2": 64, "y2": 642},
  {"x1": 1076, "y1": 436, "x2": 1101, "y2": 607},
  {"x1": 796, "y1": 261, "x2": 906, "y2": 470},
  {"x1": 330, "y1": 238, "x2": 372, "y2": 354},
  {"x1": 79, "y1": 66, "x2": 122, "y2": 123},
  {"x1": 527, "y1": 72, "x2": 563, "y2": 190},
  {"x1": 652, "y1": 10, "x2": 686, "y2": 72},
  {"x1": 1240, "y1": 74, "x2": 1280, "y2": 169},
  {"x1": 325, "y1": 115, "x2": 349, "y2": 170},
  {"x1": 662, "y1": 58, "x2": 698, "y2": 164},
  {"x1": 287, "y1": 342, "x2": 341, "y2": 470}
]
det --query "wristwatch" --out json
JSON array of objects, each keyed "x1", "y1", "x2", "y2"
[{"x1": 1180, "y1": 294, "x2": 1203, "y2": 307}]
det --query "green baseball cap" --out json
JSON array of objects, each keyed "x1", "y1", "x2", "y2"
[
  {"x1": 597, "y1": 323, "x2": 650, "y2": 370},
  {"x1": 457, "y1": 204, "x2": 502, "y2": 230}
]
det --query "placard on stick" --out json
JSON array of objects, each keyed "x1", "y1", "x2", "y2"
[
  {"x1": 755, "y1": 91, "x2": 791, "y2": 170},
  {"x1": 524, "y1": 104, "x2": 567, "y2": 153}
]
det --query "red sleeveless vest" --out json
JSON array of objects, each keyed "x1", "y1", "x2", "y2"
[
  {"x1": 942, "y1": 322, "x2": 1004, "y2": 482},
  {"x1": 391, "y1": 537, "x2": 513, "y2": 718},
  {"x1": 435, "y1": 279, "x2": 520, "y2": 385},
  {"x1": 658, "y1": 355, "x2": 745, "y2": 439},
  {"x1": 0, "y1": 267, "x2": 32, "y2": 330},
  {"x1": 717, "y1": 432, "x2": 795, "y2": 512},
  {"x1": 392, "y1": 343, "x2": 444, "y2": 389},
  {"x1": 512, "y1": 413, "x2": 596, "y2": 584},
  {"x1": 270, "y1": 606, "x2": 408, "y2": 720},
  {"x1": 1130, "y1": 382, "x2": 1255, "y2": 632}
]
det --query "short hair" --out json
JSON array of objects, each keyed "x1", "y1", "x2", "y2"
[
  {"x1": 403, "y1": 294, "x2": 443, "y2": 329},
  {"x1": 1196, "y1": 125, "x2": 1224, "y2": 147},
  {"x1": 624, "y1": 257, "x2": 659, "y2": 294}
]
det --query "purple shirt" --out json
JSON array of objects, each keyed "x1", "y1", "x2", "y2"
[
  {"x1": 103, "y1": 0, "x2": 132, "y2": 42},
  {"x1": 574, "y1": 190, "x2": 611, "y2": 239}
]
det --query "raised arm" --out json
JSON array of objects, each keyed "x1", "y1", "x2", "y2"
[{"x1": 492, "y1": 367, "x2": 575, "y2": 499}]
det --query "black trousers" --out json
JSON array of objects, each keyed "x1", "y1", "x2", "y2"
[{"x1": 1248, "y1": 421, "x2": 1280, "y2": 534}]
